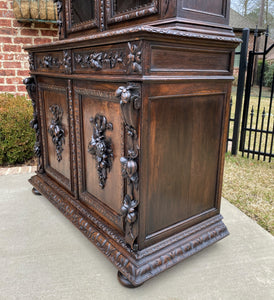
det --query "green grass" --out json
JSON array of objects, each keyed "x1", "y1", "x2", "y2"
[{"x1": 222, "y1": 154, "x2": 274, "y2": 235}]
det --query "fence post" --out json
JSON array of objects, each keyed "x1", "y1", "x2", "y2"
[{"x1": 231, "y1": 28, "x2": 250, "y2": 155}]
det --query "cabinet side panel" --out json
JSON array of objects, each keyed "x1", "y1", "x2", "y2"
[{"x1": 145, "y1": 94, "x2": 224, "y2": 237}]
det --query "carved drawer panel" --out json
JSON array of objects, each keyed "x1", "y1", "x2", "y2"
[
  {"x1": 74, "y1": 83, "x2": 125, "y2": 231},
  {"x1": 72, "y1": 41, "x2": 143, "y2": 75},
  {"x1": 38, "y1": 80, "x2": 76, "y2": 194},
  {"x1": 35, "y1": 51, "x2": 72, "y2": 74}
]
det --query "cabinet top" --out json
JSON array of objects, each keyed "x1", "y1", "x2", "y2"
[{"x1": 54, "y1": 0, "x2": 234, "y2": 39}]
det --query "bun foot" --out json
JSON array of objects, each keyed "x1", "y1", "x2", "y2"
[
  {"x1": 117, "y1": 271, "x2": 142, "y2": 288},
  {"x1": 32, "y1": 187, "x2": 42, "y2": 196}
]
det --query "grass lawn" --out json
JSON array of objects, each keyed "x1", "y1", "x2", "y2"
[{"x1": 222, "y1": 154, "x2": 274, "y2": 235}]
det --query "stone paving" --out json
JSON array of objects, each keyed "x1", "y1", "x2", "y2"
[
  {"x1": 0, "y1": 173, "x2": 274, "y2": 299},
  {"x1": 0, "y1": 165, "x2": 36, "y2": 176}
]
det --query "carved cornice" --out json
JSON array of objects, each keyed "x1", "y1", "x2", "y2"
[
  {"x1": 116, "y1": 83, "x2": 141, "y2": 251},
  {"x1": 48, "y1": 104, "x2": 65, "y2": 162},
  {"x1": 23, "y1": 76, "x2": 43, "y2": 173},
  {"x1": 26, "y1": 25, "x2": 241, "y2": 51},
  {"x1": 30, "y1": 174, "x2": 229, "y2": 287},
  {"x1": 88, "y1": 114, "x2": 113, "y2": 189}
]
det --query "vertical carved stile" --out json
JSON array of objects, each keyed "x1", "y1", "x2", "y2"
[
  {"x1": 116, "y1": 83, "x2": 141, "y2": 251},
  {"x1": 23, "y1": 76, "x2": 43, "y2": 173},
  {"x1": 54, "y1": 0, "x2": 63, "y2": 37},
  {"x1": 100, "y1": 0, "x2": 105, "y2": 31},
  {"x1": 48, "y1": 105, "x2": 65, "y2": 162}
]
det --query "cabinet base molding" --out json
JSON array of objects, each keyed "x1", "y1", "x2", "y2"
[{"x1": 29, "y1": 174, "x2": 229, "y2": 287}]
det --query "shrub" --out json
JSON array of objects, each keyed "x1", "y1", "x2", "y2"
[
  {"x1": 0, "y1": 93, "x2": 35, "y2": 165},
  {"x1": 256, "y1": 60, "x2": 270, "y2": 86},
  {"x1": 264, "y1": 63, "x2": 274, "y2": 88}
]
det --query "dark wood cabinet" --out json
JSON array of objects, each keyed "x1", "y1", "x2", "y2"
[{"x1": 24, "y1": 0, "x2": 239, "y2": 287}]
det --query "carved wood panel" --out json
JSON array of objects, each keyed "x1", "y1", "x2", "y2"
[
  {"x1": 74, "y1": 84, "x2": 125, "y2": 231},
  {"x1": 38, "y1": 81, "x2": 75, "y2": 194}
]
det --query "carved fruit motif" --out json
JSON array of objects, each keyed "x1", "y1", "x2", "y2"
[
  {"x1": 88, "y1": 114, "x2": 113, "y2": 189},
  {"x1": 48, "y1": 104, "x2": 65, "y2": 162}
]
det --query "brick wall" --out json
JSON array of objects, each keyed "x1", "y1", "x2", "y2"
[{"x1": 0, "y1": 0, "x2": 58, "y2": 95}]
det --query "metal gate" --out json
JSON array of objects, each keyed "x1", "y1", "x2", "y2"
[
  {"x1": 227, "y1": 28, "x2": 274, "y2": 162},
  {"x1": 240, "y1": 28, "x2": 274, "y2": 161}
]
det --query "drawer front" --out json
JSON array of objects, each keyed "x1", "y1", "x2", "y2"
[
  {"x1": 72, "y1": 42, "x2": 142, "y2": 75},
  {"x1": 38, "y1": 78, "x2": 76, "y2": 194},
  {"x1": 34, "y1": 51, "x2": 71, "y2": 74},
  {"x1": 74, "y1": 81, "x2": 125, "y2": 231}
]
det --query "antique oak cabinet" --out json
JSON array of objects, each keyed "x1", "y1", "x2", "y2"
[{"x1": 24, "y1": 0, "x2": 239, "y2": 287}]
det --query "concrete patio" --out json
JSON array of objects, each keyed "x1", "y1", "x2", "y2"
[{"x1": 1, "y1": 172, "x2": 274, "y2": 299}]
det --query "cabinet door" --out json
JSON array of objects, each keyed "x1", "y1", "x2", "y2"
[
  {"x1": 74, "y1": 81, "x2": 125, "y2": 232},
  {"x1": 106, "y1": 0, "x2": 158, "y2": 26},
  {"x1": 38, "y1": 78, "x2": 77, "y2": 195}
]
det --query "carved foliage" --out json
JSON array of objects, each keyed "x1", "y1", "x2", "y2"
[
  {"x1": 127, "y1": 42, "x2": 142, "y2": 74},
  {"x1": 63, "y1": 50, "x2": 72, "y2": 73},
  {"x1": 48, "y1": 105, "x2": 65, "y2": 162},
  {"x1": 29, "y1": 53, "x2": 35, "y2": 71},
  {"x1": 74, "y1": 49, "x2": 125, "y2": 70},
  {"x1": 39, "y1": 55, "x2": 61, "y2": 69},
  {"x1": 23, "y1": 76, "x2": 43, "y2": 172},
  {"x1": 88, "y1": 114, "x2": 113, "y2": 189},
  {"x1": 116, "y1": 84, "x2": 141, "y2": 251}
]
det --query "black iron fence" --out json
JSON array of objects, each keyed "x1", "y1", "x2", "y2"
[{"x1": 227, "y1": 28, "x2": 274, "y2": 162}]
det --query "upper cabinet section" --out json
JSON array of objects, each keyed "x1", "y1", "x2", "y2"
[
  {"x1": 71, "y1": 0, "x2": 96, "y2": 26},
  {"x1": 58, "y1": 0, "x2": 233, "y2": 39},
  {"x1": 180, "y1": 0, "x2": 229, "y2": 25}
]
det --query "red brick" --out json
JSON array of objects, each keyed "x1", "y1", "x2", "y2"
[
  {"x1": 3, "y1": 44, "x2": 22, "y2": 52},
  {"x1": 33, "y1": 23, "x2": 52, "y2": 29},
  {"x1": 0, "y1": 9, "x2": 13, "y2": 18},
  {"x1": 0, "y1": 1, "x2": 9, "y2": 9},
  {"x1": 0, "y1": 19, "x2": 11, "y2": 27},
  {"x1": 0, "y1": 27, "x2": 17, "y2": 35},
  {"x1": 0, "y1": 78, "x2": 5, "y2": 84},
  {"x1": 13, "y1": 20, "x2": 31, "y2": 28},
  {"x1": 21, "y1": 28, "x2": 40, "y2": 36},
  {"x1": 0, "y1": 36, "x2": 12, "y2": 43},
  {"x1": 14, "y1": 37, "x2": 32, "y2": 44},
  {"x1": 17, "y1": 85, "x2": 28, "y2": 92},
  {"x1": 3, "y1": 61, "x2": 22, "y2": 68},
  {"x1": 0, "y1": 85, "x2": 16, "y2": 92},
  {"x1": 17, "y1": 70, "x2": 30, "y2": 77},
  {"x1": 6, "y1": 77, "x2": 23, "y2": 84},
  {"x1": 0, "y1": 53, "x2": 14, "y2": 60},
  {"x1": 41, "y1": 30, "x2": 58, "y2": 37},
  {"x1": 0, "y1": 69, "x2": 15, "y2": 76},
  {"x1": 14, "y1": 53, "x2": 28, "y2": 61},
  {"x1": 34, "y1": 38, "x2": 52, "y2": 45}
]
